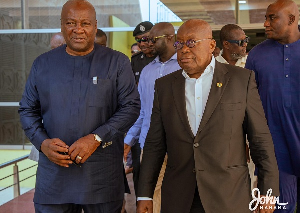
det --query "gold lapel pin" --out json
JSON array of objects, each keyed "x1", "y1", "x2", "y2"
[{"x1": 217, "y1": 83, "x2": 222, "y2": 87}]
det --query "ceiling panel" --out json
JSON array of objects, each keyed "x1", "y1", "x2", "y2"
[{"x1": 161, "y1": 0, "x2": 300, "y2": 25}]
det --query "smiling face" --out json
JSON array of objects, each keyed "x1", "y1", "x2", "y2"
[
  {"x1": 176, "y1": 20, "x2": 216, "y2": 79},
  {"x1": 135, "y1": 32, "x2": 155, "y2": 55},
  {"x1": 61, "y1": 0, "x2": 97, "y2": 56}
]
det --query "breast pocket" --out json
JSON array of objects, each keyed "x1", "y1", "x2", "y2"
[
  {"x1": 219, "y1": 102, "x2": 242, "y2": 134},
  {"x1": 88, "y1": 79, "x2": 113, "y2": 107},
  {"x1": 220, "y1": 102, "x2": 242, "y2": 111}
]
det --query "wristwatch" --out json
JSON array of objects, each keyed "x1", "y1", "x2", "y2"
[{"x1": 94, "y1": 134, "x2": 102, "y2": 144}]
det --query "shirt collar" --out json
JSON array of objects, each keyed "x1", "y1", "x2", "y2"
[
  {"x1": 216, "y1": 49, "x2": 247, "y2": 66},
  {"x1": 182, "y1": 56, "x2": 215, "y2": 79},
  {"x1": 153, "y1": 52, "x2": 177, "y2": 64}
]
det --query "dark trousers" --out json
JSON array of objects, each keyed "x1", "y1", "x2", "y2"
[
  {"x1": 274, "y1": 170, "x2": 299, "y2": 213},
  {"x1": 131, "y1": 140, "x2": 141, "y2": 197},
  {"x1": 34, "y1": 200, "x2": 123, "y2": 213},
  {"x1": 190, "y1": 187, "x2": 205, "y2": 213}
]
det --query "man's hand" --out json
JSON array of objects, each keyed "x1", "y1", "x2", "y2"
[
  {"x1": 41, "y1": 138, "x2": 73, "y2": 167},
  {"x1": 246, "y1": 143, "x2": 250, "y2": 163},
  {"x1": 258, "y1": 204, "x2": 276, "y2": 213},
  {"x1": 137, "y1": 200, "x2": 153, "y2": 213},
  {"x1": 124, "y1": 143, "x2": 131, "y2": 162},
  {"x1": 68, "y1": 134, "x2": 100, "y2": 164}
]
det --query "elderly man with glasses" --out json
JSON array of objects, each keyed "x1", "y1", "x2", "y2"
[
  {"x1": 215, "y1": 24, "x2": 249, "y2": 67},
  {"x1": 137, "y1": 19, "x2": 279, "y2": 213}
]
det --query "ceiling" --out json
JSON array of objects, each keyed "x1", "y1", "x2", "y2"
[
  {"x1": 161, "y1": 0, "x2": 300, "y2": 26},
  {"x1": 1, "y1": 0, "x2": 299, "y2": 30},
  {"x1": 160, "y1": 0, "x2": 300, "y2": 49}
]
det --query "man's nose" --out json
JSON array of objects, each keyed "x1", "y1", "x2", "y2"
[
  {"x1": 264, "y1": 19, "x2": 270, "y2": 27},
  {"x1": 180, "y1": 44, "x2": 190, "y2": 53},
  {"x1": 74, "y1": 23, "x2": 84, "y2": 32}
]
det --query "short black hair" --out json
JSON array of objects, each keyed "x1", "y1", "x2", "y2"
[
  {"x1": 219, "y1": 24, "x2": 243, "y2": 47},
  {"x1": 96, "y1": 29, "x2": 107, "y2": 39},
  {"x1": 131, "y1": 43, "x2": 138, "y2": 49}
]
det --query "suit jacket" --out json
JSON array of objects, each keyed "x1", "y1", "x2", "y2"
[{"x1": 138, "y1": 61, "x2": 279, "y2": 213}]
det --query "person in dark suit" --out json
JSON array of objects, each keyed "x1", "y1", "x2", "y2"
[
  {"x1": 137, "y1": 19, "x2": 279, "y2": 213},
  {"x1": 18, "y1": 0, "x2": 140, "y2": 212}
]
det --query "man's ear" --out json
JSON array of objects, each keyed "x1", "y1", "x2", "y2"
[
  {"x1": 209, "y1": 39, "x2": 216, "y2": 53},
  {"x1": 288, "y1": 14, "x2": 295, "y2": 25},
  {"x1": 223, "y1": 41, "x2": 229, "y2": 49}
]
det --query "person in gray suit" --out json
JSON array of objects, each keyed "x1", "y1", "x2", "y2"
[
  {"x1": 137, "y1": 19, "x2": 279, "y2": 213},
  {"x1": 18, "y1": 0, "x2": 140, "y2": 212}
]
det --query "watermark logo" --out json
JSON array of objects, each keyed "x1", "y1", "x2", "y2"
[{"x1": 249, "y1": 188, "x2": 288, "y2": 211}]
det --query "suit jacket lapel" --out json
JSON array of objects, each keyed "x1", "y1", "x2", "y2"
[
  {"x1": 172, "y1": 70, "x2": 195, "y2": 139},
  {"x1": 196, "y1": 61, "x2": 231, "y2": 136}
]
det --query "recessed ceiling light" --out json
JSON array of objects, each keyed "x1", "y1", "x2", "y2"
[{"x1": 239, "y1": 0, "x2": 247, "y2": 3}]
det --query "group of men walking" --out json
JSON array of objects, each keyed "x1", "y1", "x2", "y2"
[{"x1": 18, "y1": 0, "x2": 299, "y2": 212}]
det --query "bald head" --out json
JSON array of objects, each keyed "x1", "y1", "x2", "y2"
[
  {"x1": 61, "y1": 0, "x2": 96, "y2": 21},
  {"x1": 176, "y1": 19, "x2": 216, "y2": 79},
  {"x1": 270, "y1": 0, "x2": 299, "y2": 18},
  {"x1": 50, "y1": 32, "x2": 65, "y2": 49},
  {"x1": 151, "y1": 22, "x2": 175, "y2": 38},
  {"x1": 148, "y1": 22, "x2": 176, "y2": 61},
  {"x1": 264, "y1": 0, "x2": 300, "y2": 43},
  {"x1": 178, "y1": 19, "x2": 213, "y2": 41},
  {"x1": 270, "y1": 0, "x2": 299, "y2": 26},
  {"x1": 60, "y1": 0, "x2": 97, "y2": 56}
]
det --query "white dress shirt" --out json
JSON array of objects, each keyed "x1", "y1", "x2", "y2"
[
  {"x1": 138, "y1": 57, "x2": 216, "y2": 201},
  {"x1": 183, "y1": 57, "x2": 215, "y2": 136}
]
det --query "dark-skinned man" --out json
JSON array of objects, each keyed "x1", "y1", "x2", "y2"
[
  {"x1": 215, "y1": 24, "x2": 257, "y2": 192},
  {"x1": 216, "y1": 24, "x2": 249, "y2": 67},
  {"x1": 246, "y1": 0, "x2": 300, "y2": 212},
  {"x1": 137, "y1": 19, "x2": 279, "y2": 213},
  {"x1": 125, "y1": 22, "x2": 180, "y2": 213},
  {"x1": 123, "y1": 21, "x2": 157, "y2": 202},
  {"x1": 131, "y1": 21, "x2": 156, "y2": 84},
  {"x1": 18, "y1": 0, "x2": 140, "y2": 212}
]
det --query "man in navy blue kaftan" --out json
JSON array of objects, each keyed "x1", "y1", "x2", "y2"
[
  {"x1": 18, "y1": 1, "x2": 140, "y2": 212},
  {"x1": 245, "y1": 1, "x2": 300, "y2": 212}
]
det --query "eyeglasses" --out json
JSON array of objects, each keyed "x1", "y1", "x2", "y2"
[
  {"x1": 173, "y1": 38, "x2": 213, "y2": 50},
  {"x1": 227, "y1": 36, "x2": 250, "y2": 46},
  {"x1": 148, "y1": 35, "x2": 169, "y2": 43},
  {"x1": 135, "y1": 36, "x2": 149, "y2": 43}
]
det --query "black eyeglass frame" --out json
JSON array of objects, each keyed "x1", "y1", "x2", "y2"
[
  {"x1": 135, "y1": 36, "x2": 149, "y2": 43},
  {"x1": 227, "y1": 36, "x2": 250, "y2": 46},
  {"x1": 173, "y1": 38, "x2": 213, "y2": 50}
]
